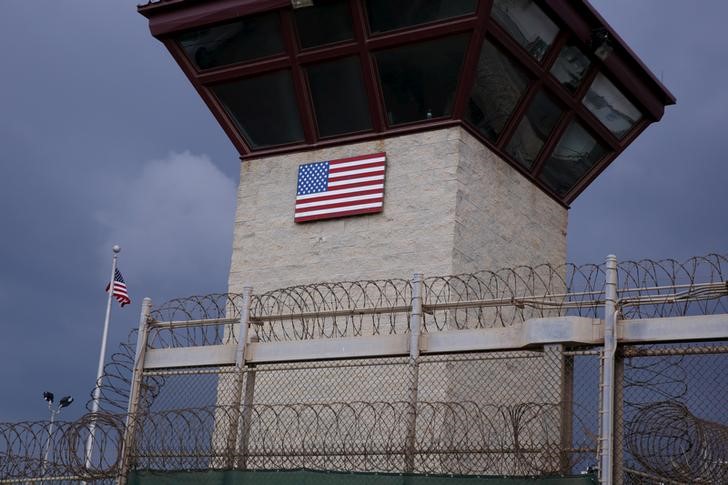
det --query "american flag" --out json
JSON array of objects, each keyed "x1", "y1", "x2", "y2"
[
  {"x1": 294, "y1": 152, "x2": 386, "y2": 223},
  {"x1": 105, "y1": 268, "x2": 131, "y2": 307}
]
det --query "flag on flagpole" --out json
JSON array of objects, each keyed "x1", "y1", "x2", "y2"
[{"x1": 105, "y1": 268, "x2": 131, "y2": 307}]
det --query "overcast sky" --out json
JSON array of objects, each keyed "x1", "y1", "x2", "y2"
[{"x1": 0, "y1": 1, "x2": 726, "y2": 422}]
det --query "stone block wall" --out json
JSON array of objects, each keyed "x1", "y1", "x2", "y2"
[{"x1": 228, "y1": 126, "x2": 566, "y2": 293}]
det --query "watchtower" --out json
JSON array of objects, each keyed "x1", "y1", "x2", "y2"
[{"x1": 137, "y1": 0, "x2": 674, "y2": 475}]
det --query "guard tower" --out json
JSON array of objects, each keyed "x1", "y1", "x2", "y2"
[
  {"x1": 137, "y1": 0, "x2": 675, "y2": 476},
  {"x1": 138, "y1": 0, "x2": 674, "y2": 292}
]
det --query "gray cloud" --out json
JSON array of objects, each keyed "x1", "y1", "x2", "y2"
[
  {"x1": 0, "y1": 2, "x2": 241, "y2": 422},
  {"x1": 0, "y1": 147, "x2": 237, "y2": 422},
  {"x1": 568, "y1": 0, "x2": 728, "y2": 264},
  {"x1": 94, "y1": 151, "x2": 237, "y2": 298}
]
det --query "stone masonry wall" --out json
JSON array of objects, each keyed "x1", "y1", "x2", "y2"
[
  {"x1": 228, "y1": 127, "x2": 567, "y2": 294},
  {"x1": 229, "y1": 129, "x2": 459, "y2": 293},
  {"x1": 452, "y1": 129, "x2": 567, "y2": 274}
]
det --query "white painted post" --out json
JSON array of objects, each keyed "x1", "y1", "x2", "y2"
[
  {"x1": 116, "y1": 297, "x2": 152, "y2": 485},
  {"x1": 599, "y1": 255, "x2": 618, "y2": 484},
  {"x1": 228, "y1": 287, "x2": 253, "y2": 469},
  {"x1": 614, "y1": 351, "x2": 625, "y2": 484},
  {"x1": 405, "y1": 273, "x2": 423, "y2": 472},
  {"x1": 238, "y1": 334, "x2": 258, "y2": 470},
  {"x1": 234, "y1": 287, "x2": 253, "y2": 369}
]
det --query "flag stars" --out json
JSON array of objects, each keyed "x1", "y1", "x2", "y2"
[{"x1": 297, "y1": 161, "x2": 329, "y2": 195}]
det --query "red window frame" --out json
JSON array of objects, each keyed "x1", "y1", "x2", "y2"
[{"x1": 139, "y1": 0, "x2": 675, "y2": 206}]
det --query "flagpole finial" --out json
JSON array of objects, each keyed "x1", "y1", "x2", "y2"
[{"x1": 112, "y1": 245, "x2": 121, "y2": 254}]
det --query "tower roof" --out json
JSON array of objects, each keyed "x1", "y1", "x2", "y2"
[{"x1": 139, "y1": 0, "x2": 674, "y2": 205}]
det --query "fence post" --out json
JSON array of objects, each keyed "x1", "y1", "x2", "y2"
[
  {"x1": 614, "y1": 351, "x2": 625, "y2": 484},
  {"x1": 227, "y1": 286, "x2": 253, "y2": 469},
  {"x1": 559, "y1": 346, "x2": 574, "y2": 473},
  {"x1": 238, "y1": 335, "x2": 258, "y2": 470},
  {"x1": 404, "y1": 273, "x2": 424, "y2": 473},
  {"x1": 116, "y1": 297, "x2": 152, "y2": 485},
  {"x1": 599, "y1": 255, "x2": 618, "y2": 485}
]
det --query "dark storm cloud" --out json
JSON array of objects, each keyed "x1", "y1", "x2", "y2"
[
  {"x1": 0, "y1": 1, "x2": 238, "y2": 422},
  {"x1": 0, "y1": 0, "x2": 726, "y2": 422},
  {"x1": 568, "y1": 0, "x2": 728, "y2": 263},
  {"x1": 95, "y1": 151, "x2": 237, "y2": 297}
]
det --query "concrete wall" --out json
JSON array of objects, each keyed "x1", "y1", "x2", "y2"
[{"x1": 228, "y1": 127, "x2": 567, "y2": 294}]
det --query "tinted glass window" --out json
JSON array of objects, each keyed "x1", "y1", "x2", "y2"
[
  {"x1": 178, "y1": 12, "x2": 283, "y2": 70},
  {"x1": 295, "y1": 1, "x2": 354, "y2": 49},
  {"x1": 551, "y1": 44, "x2": 591, "y2": 93},
  {"x1": 505, "y1": 91, "x2": 562, "y2": 169},
  {"x1": 465, "y1": 41, "x2": 530, "y2": 142},
  {"x1": 212, "y1": 70, "x2": 304, "y2": 148},
  {"x1": 308, "y1": 57, "x2": 372, "y2": 137},
  {"x1": 583, "y1": 73, "x2": 642, "y2": 139},
  {"x1": 491, "y1": 0, "x2": 558, "y2": 62},
  {"x1": 539, "y1": 121, "x2": 609, "y2": 196},
  {"x1": 376, "y1": 35, "x2": 468, "y2": 126},
  {"x1": 367, "y1": 0, "x2": 476, "y2": 34}
]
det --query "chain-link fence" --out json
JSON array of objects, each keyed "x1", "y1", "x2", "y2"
[
  {"x1": 620, "y1": 341, "x2": 728, "y2": 484},
  {"x1": 1, "y1": 254, "x2": 727, "y2": 484},
  {"x1": 127, "y1": 349, "x2": 599, "y2": 477}
]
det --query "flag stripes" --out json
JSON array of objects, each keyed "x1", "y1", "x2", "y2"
[
  {"x1": 295, "y1": 153, "x2": 386, "y2": 222},
  {"x1": 105, "y1": 268, "x2": 131, "y2": 307}
]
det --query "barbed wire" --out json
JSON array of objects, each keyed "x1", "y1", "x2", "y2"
[
  {"x1": 626, "y1": 401, "x2": 728, "y2": 483},
  {"x1": 130, "y1": 401, "x2": 597, "y2": 475},
  {"x1": 85, "y1": 329, "x2": 165, "y2": 415},
  {"x1": 145, "y1": 254, "x2": 727, "y2": 347},
  {"x1": 252, "y1": 279, "x2": 413, "y2": 341},
  {"x1": 422, "y1": 262, "x2": 605, "y2": 330},
  {"x1": 618, "y1": 254, "x2": 728, "y2": 318},
  {"x1": 3, "y1": 351, "x2": 726, "y2": 483},
  {"x1": 6, "y1": 399, "x2": 720, "y2": 482},
  {"x1": 83, "y1": 254, "x2": 728, "y2": 424},
  {"x1": 147, "y1": 293, "x2": 244, "y2": 348},
  {"x1": 0, "y1": 400, "x2": 595, "y2": 481},
  {"x1": 3, "y1": 254, "x2": 725, "y2": 483},
  {"x1": 0, "y1": 413, "x2": 123, "y2": 482}
]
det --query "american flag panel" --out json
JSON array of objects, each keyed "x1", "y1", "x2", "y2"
[{"x1": 294, "y1": 152, "x2": 386, "y2": 223}]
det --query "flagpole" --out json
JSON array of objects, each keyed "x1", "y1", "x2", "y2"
[{"x1": 84, "y1": 244, "x2": 120, "y2": 472}]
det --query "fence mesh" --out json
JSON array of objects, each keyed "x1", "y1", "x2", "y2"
[
  {"x1": 1, "y1": 254, "x2": 727, "y2": 484},
  {"x1": 620, "y1": 341, "x2": 728, "y2": 484},
  {"x1": 126, "y1": 349, "x2": 599, "y2": 477}
]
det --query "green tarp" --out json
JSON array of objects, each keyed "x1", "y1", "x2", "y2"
[{"x1": 127, "y1": 469, "x2": 597, "y2": 485}]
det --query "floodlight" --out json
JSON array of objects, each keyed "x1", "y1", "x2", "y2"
[{"x1": 41, "y1": 391, "x2": 72, "y2": 474}]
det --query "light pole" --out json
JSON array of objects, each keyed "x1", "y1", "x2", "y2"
[{"x1": 40, "y1": 392, "x2": 73, "y2": 477}]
